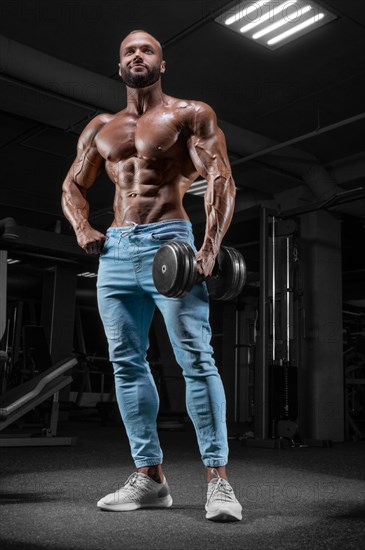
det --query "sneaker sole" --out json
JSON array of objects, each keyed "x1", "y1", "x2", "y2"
[
  {"x1": 205, "y1": 506, "x2": 242, "y2": 522},
  {"x1": 97, "y1": 494, "x2": 173, "y2": 512}
]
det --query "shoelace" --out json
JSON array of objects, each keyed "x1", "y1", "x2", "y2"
[
  {"x1": 208, "y1": 477, "x2": 236, "y2": 504},
  {"x1": 125, "y1": 473, "x2": 139, "y2": 485},
  {"x1": 117, "y1": 473, "x2": 154, "y2": 498}
]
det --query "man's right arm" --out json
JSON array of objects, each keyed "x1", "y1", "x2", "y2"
[{"x1": 61, "y1": 115, "x2": 107, "y2": 254}]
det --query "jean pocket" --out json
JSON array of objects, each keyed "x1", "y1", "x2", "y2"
[{"x1": 151, "y1": 231, "x2": 191, "y2": 243}]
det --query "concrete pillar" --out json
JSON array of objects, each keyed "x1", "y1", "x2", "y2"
[{"x1": 300, "y1": 211, "x2": 344, "y2": 441}]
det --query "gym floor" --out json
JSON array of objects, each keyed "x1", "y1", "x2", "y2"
[{"x1": 1, "y1": 419, "x2": 364, "y2": 550}]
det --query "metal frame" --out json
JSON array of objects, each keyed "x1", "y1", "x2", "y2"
[
  {"x1": 0, "y1": 375, "x2": 76, "y2": 446},
  {"x1": 0, "y1": 249, "x2": 7, "y2": 343},
  {"x1": 251, "y1": 208, "x2": 300, "y2": 444},
  {"x1": 254, "y1": 207, "x2": 274, "y2": 439}
]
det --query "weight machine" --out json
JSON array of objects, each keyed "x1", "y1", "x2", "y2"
[
  {"x1": 250, "y1": 208, "x2": 303, "y2": 447},
  {"x1": 0, "y1": 220, "x2": 89, "y2": 445},
  {"x1": 250, "y1": 192, "x2": 362, "y2": 446}
]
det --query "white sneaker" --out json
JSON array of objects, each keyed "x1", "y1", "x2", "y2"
[
  {"x1": 97, "y1": 472, "x2": 173, "y2": 511},
  {"x1": 205, "y1": 469, "x2": 242, "y2": 521}
]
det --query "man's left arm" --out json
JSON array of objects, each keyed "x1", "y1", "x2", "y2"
[{"x1": 186, "y1": 101, "x2": 236, "y2": 278}]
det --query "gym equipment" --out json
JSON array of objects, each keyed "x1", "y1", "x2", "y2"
[
  {"x1": 247, "y1": 209, "x2": 301, "y2": 448},
  {"x1": 0, "y1": 356, "x2": 77, "y2": 446},
  {"x1": 72, "y1": 306, "x2": 114, "y2": 411},
  {"x1": 344, "y1": 326, "x2": 365, "y2": 441},
  {"x1": 152, "y1": 241, "x2": 246, "y2": 300},
  {"x1": 267, "y1": 218, "x2": 300, "y2": 440},
  {"x1": 22, "y1": 325, "x2": 53, "y2": 380}
]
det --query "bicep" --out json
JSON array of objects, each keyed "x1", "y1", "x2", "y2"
[
  {"x1": 66, "y1": 119, "x2": 105, "y2": 191},
  {"x1": 70, "y1": 143, "x2": 104, "y2": 191},
  {"x1": 186, "y1": 105, "x2": 232, "y2": 180}
]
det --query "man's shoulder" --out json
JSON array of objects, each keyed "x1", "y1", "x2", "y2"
[
  {"x1": 78, "y1": 112, "x2": 115, "y2": 144},
  {"x1": 167, "y1": 96, "x2": 215, "y2": 113},
  {"x1": 84, "y1": 112, "x2": 115, "y2": 131},
  {"x1": 166, "y1": 96, "x2": 217, "y2": 127}
]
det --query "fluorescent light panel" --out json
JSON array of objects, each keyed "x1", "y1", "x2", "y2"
[
  {"x1": 252, "y1": 4, "x2": 311, "y2": 38},
  {"x1": 267, "y1": 11, "x2": 325, "y2": 44},
  {"x1": 240, "y1": 0, "x2": 295, "y2": 33},
  {"x1": 77, "y1": 271, "x2": 97, "y2": 278},
  {"x1": 187, "y1": 179, "x2": 208, "y2": 196},
  {"x1": 215, "y1": 0, "x2": 337, "y2": 50},
  {"x1": 225, "y1": 0, "x2": 271, "y2": 25}
]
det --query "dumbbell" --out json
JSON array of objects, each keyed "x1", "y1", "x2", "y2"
[{"x1": 152, "y1": 240, "x2": 246, "y2": 300}]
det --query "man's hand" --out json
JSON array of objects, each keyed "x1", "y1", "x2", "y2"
[
  {"x1": 195, "y1": 248, "x2": 217, "y2": 280},
  {"x1": 76, "y1": 226, "x2": 106, "y2": 255}
]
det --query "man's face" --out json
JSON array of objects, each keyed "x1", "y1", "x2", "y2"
[{"x1": 119, "y1": 32, "x2": 165, "y2": 89}]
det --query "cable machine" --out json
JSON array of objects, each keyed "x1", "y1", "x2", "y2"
[{"x1": 252, "y1": 208, "x2": 302, "y2": 447}]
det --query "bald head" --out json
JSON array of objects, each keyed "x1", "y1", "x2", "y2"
[{"x1": 120, "y1": 30, "x2": 163, "y2": 61}]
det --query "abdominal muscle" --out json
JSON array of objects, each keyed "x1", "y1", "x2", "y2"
[{"x1": 106, "y1": 157, "x2": 192, "y2": 227}]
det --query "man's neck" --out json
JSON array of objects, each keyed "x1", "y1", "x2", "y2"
[{"x1": 126, "y1": 81, "x2": 165, "y2": 115}]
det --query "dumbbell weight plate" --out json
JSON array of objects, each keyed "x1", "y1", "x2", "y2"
[
  {"x1": 180, "y1": 241, "x2": 197, "y2": 294},
  {"x1": 152, "y1": 240, "x2": 196, "y2": 297},
  {"x1": 235, "y1": 247, "x2": 247, "y2": 296},
  {"x1": 206, "y1": 246, "x2": 246, "y2": 301},
  {"x1": 221, "y1": 246, "x2": 243, "y2": 301},
  {"x1": 153, "y1": 241, "x2": 246, "y2": 300}
]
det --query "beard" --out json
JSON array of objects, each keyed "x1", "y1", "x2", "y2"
[{"x1": 120, "y1": 65, "x2": 161, "y2": 89}]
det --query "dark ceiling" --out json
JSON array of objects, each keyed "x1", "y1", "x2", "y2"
[{"x1": 0, "y1": 0, "x2": 364, "y2": 237}]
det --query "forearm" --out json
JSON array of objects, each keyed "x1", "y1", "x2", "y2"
[
  {"x1": 202, "y1": 174, "x2": 236, "y2": 256},
  {"x1": 61, "y1": 177, "x2": 91, "y2": 234}
]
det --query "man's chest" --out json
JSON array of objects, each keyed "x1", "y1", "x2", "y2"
[{"x1": 94, "y1": 111, "x2": 185, "y2": 162}]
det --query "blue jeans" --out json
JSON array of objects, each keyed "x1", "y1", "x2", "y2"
[{"x1": 96, "y1": 219, "x2": 228, "y2": 468}]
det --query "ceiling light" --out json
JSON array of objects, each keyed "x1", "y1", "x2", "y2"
[
  {"x1": 252, "y1": 4, "x2": 312, "y2": 38},
  {"x1": 77, "y1": 271, "x2": 97, "y2": 278},
  {"x1": 7, "y1": 258, "x2": 21, "y2": 264},
  {"x1": 187, "y1": 179, "x2": 208, "y2": 196},
  {"x1": 187, "y1": 180, "x2": 239, "y2": 197},
  {"x1": 267, "y1": 11, "x2": 324, "y2": 44},
  {"x1": 215, "y1": 0, "x2": 337, "y2": 50},
  {"x1": 225, "y1": 0, "x2": 271, "y2": 26},
  {"x1": 240, "y1": 0, "x2": 296, "y2": 33}
]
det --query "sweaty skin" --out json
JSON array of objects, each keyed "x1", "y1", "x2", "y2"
[{"x1": 61, "y1": 30, "x2": 236, "y2": 279}]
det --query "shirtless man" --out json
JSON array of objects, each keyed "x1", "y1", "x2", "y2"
[{"x1": 62, "y1": 30, "x2": 242, "y2": 522}]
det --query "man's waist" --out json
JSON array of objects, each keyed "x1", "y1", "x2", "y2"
[{"x1": 106, "y1": 218, "x2": 192, "y2": 235}]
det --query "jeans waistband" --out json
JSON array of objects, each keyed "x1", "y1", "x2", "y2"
[{"x1": 106, "y1": 219, "x2": 192, "y2": 237}]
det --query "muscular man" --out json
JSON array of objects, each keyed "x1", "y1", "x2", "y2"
[{"x1": 62, "y1": 30, "x2": 242, "y2": 522}]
